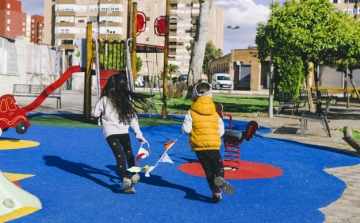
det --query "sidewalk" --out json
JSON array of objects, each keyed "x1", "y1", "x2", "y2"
[{"x1": 13, "y1": 89, "x2": 360, "y2": 223}]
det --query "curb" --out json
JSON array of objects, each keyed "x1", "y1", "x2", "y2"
[{"x1": 343, "y1": 126, "x2": 360, "y2": 152}]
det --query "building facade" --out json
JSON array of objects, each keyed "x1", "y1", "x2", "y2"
[
  {"x1": 0, "y1": 0, "x2": 26, "y2": 39},
  {"x1": 43, "y1": 0, "x2": 223, "y2": 78},
  {"x1": 208, "y1": 48, "x2": 269, "y2": 91},
  {"x1": 30, "y1": 15, "x2": 44, "y2": 44}
]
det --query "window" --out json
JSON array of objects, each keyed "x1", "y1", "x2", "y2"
[
  {"x1": 145, "y1": 37, "x2": 149, "y2": 41},
  {"x1": 89, "y1": 16, "x2": 97, "y2": 22},
  {"x1": 7, "y1": 3, "x2": 10, "y2": 9},
  {"x1": 146, "y1": 7, "x2": 150, "y2": 11},
  {"x1": 7, "y1": 11, "x2": 10, "y2": 15},
  {"x1": 61, "y1": 40, "x2": 73, "y2": 44},
  {"x1": 333, "y1": 0, "x2": 337, "y2": 3},
  {"x1": 7, "y1": 19, "x2": 10, "y2": 24},
  {"x1": 7, "y1": 26, "x2": 10, "y2": 31},
  {"x1": 76, "y1": 17, "x2": 86, "y2": 23},
  {"x1": 146, "y1": 17, "x2": 150, "y2": 21}
]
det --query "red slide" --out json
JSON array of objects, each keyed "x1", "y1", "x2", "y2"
[{"x1": 21, "y1": 65, "x2": 83, "y2": 113}]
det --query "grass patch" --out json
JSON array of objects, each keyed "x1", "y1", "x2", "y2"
[
  {"x1": 29, "y1": 115, "x2": 181, "y2": 128},
  {"x1": 149, "y1": 93, "x2": 277, "y2": 114},
  {"x1": 338, "y1": 127, "x2": 360, "y2": 143},
  {"x1": 353, "y1": 129, "x2": 360, "y2": 141}
]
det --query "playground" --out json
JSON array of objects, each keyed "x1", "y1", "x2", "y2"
[
  {"x1": 2, "y1": 2, "x2": 360, "y2": 222},
  {"x1": 1, "y1": 89, "x2": 360, "y2": 222}
]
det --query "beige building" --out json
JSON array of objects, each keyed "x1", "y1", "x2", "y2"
[
  {"x1": 43, "y1": 0, "x2": 223, "y2": 80},
  {"x1": 208, "y1": 48, "x2": 270, "y2": 91}
]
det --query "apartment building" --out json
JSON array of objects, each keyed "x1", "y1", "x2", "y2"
[
  {"x1": 332, "y1": 0, "x2": 360, "y2": 15},
  {"x1": 30, "y1": 15, "x2": 44, "y2": 44},
  {"x1": 43, "y1": 0, "x2": 223, "y2": 78},
  {"x1": 0, "y1": 0, "x2": 26, "y2": 39}
]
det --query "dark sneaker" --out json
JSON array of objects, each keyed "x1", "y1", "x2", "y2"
[
  {"x1": 212, "y1": 190, "x2": 222, "y2": 203},
  {"x1": 214, "y1": 176, "x2": 234, "y2": 196},
  {"x1": 122, "y1": 177, "x2": 132, "y2": 190},
  {"x1": 124, "y1": 187, "x2": 136, "y2": 194},
  {"x1": 131, "y1": 173, "x2": 140, "y2": 184}
]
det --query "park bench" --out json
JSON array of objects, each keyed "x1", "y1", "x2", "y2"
[
  {"x1": 276, "y1": 91, "x2": 298, "y2": 115},
  {"x1": 300, "y1": 96, "x2": 332, "y2": 137},
  {"x1": 13, "y1": 84, "x2": 61, "y2": 109}
]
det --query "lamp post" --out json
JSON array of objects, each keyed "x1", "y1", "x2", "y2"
[
  {"x1": 268, "y1": 0, "x2": 275, "y2": 118},
  {"x1": 227, "y1": 26, "x2": 240, "y2": 87},
  {"x1": 55, "y1": 0, "x2": 60, "y2": 78}
]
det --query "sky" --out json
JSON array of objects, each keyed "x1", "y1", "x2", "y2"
[{"x1": 21, "y1": 0, "x2": 285, "y2": 56}]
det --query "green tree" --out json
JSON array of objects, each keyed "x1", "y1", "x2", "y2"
[
  {"x1": 204, "y1": 41, "x2": 222, "y2": 76},
  {"x1": 255, "y1": 0, "x2": 356, "y2": 112},
  {"x1": 274, "y1": 55, "x2": 304, "y2": 100},
  {"x1": 168, "y1": 64, "x2": 180, "y2": 79},
  {"x1": 324, "y1": 13, "x2": 360, "y2": 104},
  {"x1": 136, "y1": 56, "x2": 143, "y2": 73}
]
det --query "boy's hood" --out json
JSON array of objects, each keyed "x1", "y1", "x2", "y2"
[{"x1": 191, "y1": 82, "x2": 212, "y2": 101}]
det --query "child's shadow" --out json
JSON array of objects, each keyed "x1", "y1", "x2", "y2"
[
  {"x1": 106, "y1": 165, "x2": 212, "y2": 203},
  {"x1": 44, "y1": 155, "x2": 122, "y2": 193}
]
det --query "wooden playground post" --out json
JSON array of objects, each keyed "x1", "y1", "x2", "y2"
[
  {"x1": 162, "y1": 0, "x2": 170, "y2": 118},
  {"x1": 127, "y1": 0, "x2": 132, "y2": 39},
  {"x1": 84, "y1": 22, "x2": 93, "y2": 119},
  {"x1": 131, "y1": 2, "x2": 137, "y2": 88}
]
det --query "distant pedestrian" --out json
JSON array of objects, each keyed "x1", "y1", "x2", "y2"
[
  {"x1": 91, "y1": 74, "x2": 153, "y2": 193},
  {"x1": 182, "y1": 82, "x2": 234, "y2": 203}
]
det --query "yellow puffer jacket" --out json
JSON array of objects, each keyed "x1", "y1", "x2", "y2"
[{"x1": 189, "y1": 96, "x2": 221, "y2": 151}]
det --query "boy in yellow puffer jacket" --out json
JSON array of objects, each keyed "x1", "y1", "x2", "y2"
[{"x1": 182, "y1": 82, "x2": 234, "y2": 203}]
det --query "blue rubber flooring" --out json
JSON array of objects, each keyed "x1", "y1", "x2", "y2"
[{"x1": 1, "y1": 117, "x2": 360, "y2": 223}]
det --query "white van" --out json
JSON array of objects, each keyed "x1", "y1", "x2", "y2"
[{"x1": 211, "y1": 73, "x2": 233, "y2": 90}]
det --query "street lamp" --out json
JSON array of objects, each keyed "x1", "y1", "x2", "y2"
[{"x1": 227, "y1": 25, "x2": 240, "y2": 86}]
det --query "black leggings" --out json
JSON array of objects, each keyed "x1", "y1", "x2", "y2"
[
  {"x1": 106, "y1": 134, "x2": 135, "y2": 179},
  {"x1": 195, "y1": 150, "x2": 224, "y2": 193}
]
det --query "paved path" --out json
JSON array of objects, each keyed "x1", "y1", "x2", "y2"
[{"x1": 13, "y1": 89, "x2": 360, "y2": 223}]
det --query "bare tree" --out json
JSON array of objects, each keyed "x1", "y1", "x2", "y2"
[{"x1": 187, "y1": 0, "x2": 213, "y2": 98}]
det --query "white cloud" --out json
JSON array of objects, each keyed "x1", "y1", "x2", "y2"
[{"x1": 216, "y1": 0, "x2": 271, "y2": 55}]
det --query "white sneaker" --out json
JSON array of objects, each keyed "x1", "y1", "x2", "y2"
[
  {"x1": 214, "y1": 176, "x2": 234, "y2": 196},
  {"x1": 124, "y1": 187, "x2": 136, "y2": 194},
  {"x1": 131, "y1": 173, "x2": 140, "y2": 184},
  {"x1": 122, "y1": 177, "x2": 132, "y2": 190}
]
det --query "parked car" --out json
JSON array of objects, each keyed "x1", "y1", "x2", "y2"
[
  {"x1": 212, "y1": 73, "x2": 233, "y2": 90},
  {"x1": 178, "y1": 74, "x2": 188, "y2": 82},
  {"x1": 0, "y1": 94, "x2": 30, "y2": 136},
  {"x1": 135, "y1": 76, "x2": 144, "y2": 87}
]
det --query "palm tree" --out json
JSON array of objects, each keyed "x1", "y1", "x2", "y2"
[{"x1": 168, "y1": 64, "x2": 180, "y2": 79}]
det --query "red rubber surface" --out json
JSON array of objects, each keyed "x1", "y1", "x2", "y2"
[{"x1": 178, "y1": 160, "x2": 283, "y2": 179}]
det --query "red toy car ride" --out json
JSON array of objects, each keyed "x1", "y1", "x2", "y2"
[{"x1": 0, "y1": 94, "x2": 30, "y2": 136}]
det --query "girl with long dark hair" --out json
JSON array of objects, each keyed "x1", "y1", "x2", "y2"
[{"x1": 91, "y1": 74, "x2": 153, "y2": 193}]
